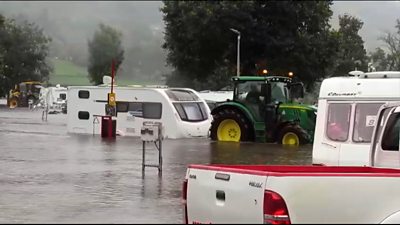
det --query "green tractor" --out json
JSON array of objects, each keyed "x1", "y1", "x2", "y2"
[{"x1": 209, "y1": 75, "x2": 317, "y2": 146}]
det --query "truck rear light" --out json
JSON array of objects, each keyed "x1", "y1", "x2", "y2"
[
  {"x1": 263, "y1": 190, "x2": 291, "y2": 224},
  {"x1": 182, "y1": 179, "x2": 188, "y2": 224}
]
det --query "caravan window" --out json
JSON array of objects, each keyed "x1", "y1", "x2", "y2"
[
  {"x1": 116, "y1": 102, "x2": 129, "y2": 112},
  {"x1": 78, "y1": 90, "x2": 90, "y2": 99},
  {"x1": 381, "y1": 112, "x2": 400, "y2": 151},
  {"x1": 78, "y1": 111, "x2": 90, "y2": 120},
  {"x1": 118, "y1": 102, "x2": 162, "y2": 119},
  {"x1": 173, "y1": 102, "x2": 208, "y2": 122},
  {"x1": 143, "y1": 103, "x2": 162, "y2": 119},
  {"x1": 128, "y1": 102, "x2": 143, "y2": 117},
  {"x1": 59, "y1": 93, "x2": 67, "y2": 100},
  {"x1": 326, "y1": 103, "x2": 351, "y2": 142},
  {"x1": 353, "y1": 103, "x2": 384, "y2": 143}
]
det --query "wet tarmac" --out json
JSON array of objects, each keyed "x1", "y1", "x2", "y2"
[{"x1": 0, "y1": 105, "x2": 312, "y2": 223}]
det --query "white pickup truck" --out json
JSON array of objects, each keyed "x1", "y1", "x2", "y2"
[{"x1": 183, "y1": 102, "x2": 400, "y2": 224}]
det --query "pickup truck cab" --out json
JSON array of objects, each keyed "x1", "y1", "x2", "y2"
[{"x1": 183, "y1": 102, "x2": 400, "y2": 224}]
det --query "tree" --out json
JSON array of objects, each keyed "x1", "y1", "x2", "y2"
[
  {"x1": 332, "y1": 14, "x2": 367, "y2": 76},
  {"x1": 0, "y1": 15, "x2": 52, "y2": 97},
  {"x1": 88, "y1": 23, "x2": 124, "y2": 85},
  {"x1": 161, "y1": 1, "x2": 338, "y2": 90},
  {"x1": 378, "y1": 19, "x2": 400, "y2": 70},
  {"x1": 368, "y1": 47, "x2": 390, "y2": 71}
]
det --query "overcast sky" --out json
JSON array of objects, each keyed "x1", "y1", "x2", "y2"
[
  {"x1": 1, "y1": 1, "x2": 399, "y2": 54},
  {"x1": 331, "y1": 1, "x2": 400, "y2": 52}
]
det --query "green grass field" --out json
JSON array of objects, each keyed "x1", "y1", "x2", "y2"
[
  {"x1": 48, "y1": 59, "x2": 91, "y2": 86},
  {"x1": 48, "y1": 59, "x2": 154, "y2": 87}
]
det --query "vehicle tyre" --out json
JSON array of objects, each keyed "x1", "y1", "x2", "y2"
[
  {"x1": 9, "y1": 98, "x2": 18, "y2": 109},
  {"x1": 210, "y1": 108, "x2": 253, "y2": 142},
  {"x1": 277, "y1": 124, "x2": 309, "y2": 146}
]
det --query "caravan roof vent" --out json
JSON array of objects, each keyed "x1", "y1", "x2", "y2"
[{"x1": 348, "y1": 70, "x2": 364, "y2": 77}]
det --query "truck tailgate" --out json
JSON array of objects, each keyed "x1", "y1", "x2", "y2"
[{"x1": 186, "y1": 166, "x2": 267, "y2": 224}]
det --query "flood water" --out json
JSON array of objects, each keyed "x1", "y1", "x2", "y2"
[{"x1": 0, "y1": 105, "x2": 312, "y2": 223}]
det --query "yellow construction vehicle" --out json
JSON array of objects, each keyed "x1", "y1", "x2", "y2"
[{"x1": 7, "y1": 81, "x2": 42, "y2": 109}]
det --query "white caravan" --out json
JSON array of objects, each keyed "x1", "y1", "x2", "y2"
[
  {"x1": 34, "y1": 84, "x2": 68, "y2": 113},
  {"x1": 313, "y1": 71, "x2": 400, "y2": 166},
  {"x1": 67, "y1": 85, "x2": 212, "y2": 139}
]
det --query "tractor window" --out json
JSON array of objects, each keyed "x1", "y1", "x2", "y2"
[
  {"x1": 270, "y1": 82, "x2": 287, "y2": 103},
  {"x1": 326, "y1": 103, "x2": 351, "y2": 142},
  {"x1": 237, "y1": 81, "x2": 263, "y2": 103},
  {"x1": 353, "y1": 103, "x2": 384, "y2": 143}
]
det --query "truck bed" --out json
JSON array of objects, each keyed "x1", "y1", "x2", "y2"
[
  {"x1": 189, "y1": 164, "x2": 400, "y2": 176},
  {"x1": 186, "y1": 164, "x2": 400, "y2": 223}
]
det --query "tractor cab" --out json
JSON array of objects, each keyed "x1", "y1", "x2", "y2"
[
  {"x1": 232, "y1": 75, "x2": 303, "y2": 121},
  {"x1": 7, "y1": 81, "x2": 42, "y2": 108}
]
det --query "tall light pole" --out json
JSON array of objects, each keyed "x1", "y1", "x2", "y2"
[{"x1": 230, "y1": 28, "x2": 240, "y2": 77}]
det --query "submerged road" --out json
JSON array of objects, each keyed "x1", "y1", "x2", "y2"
[{"x1": 0, "y1": 106, "x2": 312, "y2": 223}]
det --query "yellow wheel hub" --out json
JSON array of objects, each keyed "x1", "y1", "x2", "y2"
[
  {"x1": 282, "y1": 132, "x2": 300, "y2": 146},
  {"x1": 9, "y1": 99, "x2": 18, "y2": 109},
  {"x1": 217, "y1": 119, "x2": 241, "y2": 142}
]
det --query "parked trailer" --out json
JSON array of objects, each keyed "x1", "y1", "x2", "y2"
[
  {"x1": 36, "y1": 85, "x2": 68, "y2": 113},
  {"x1": 67, "y1": 85, "x2": 212, "y2": 139},
  {"x1": 313, "y1": 71, "x2": 400, "y2": 166}
]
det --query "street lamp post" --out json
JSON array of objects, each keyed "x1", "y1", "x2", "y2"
[{"x1": 230, "y1": 28, "x2": 240, "y2": 77}]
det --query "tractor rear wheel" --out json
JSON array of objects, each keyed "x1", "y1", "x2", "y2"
[
  {"x1": 210, "y1": 108, "x2": 253, "y2": 142},
  {"x1": 277, "y1": 124, "x2": 309, "y2": 146},
  {"x1": 9, "y1": 98, "x2": 18, "y2": 109}
]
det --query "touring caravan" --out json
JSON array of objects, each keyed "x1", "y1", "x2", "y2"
[
  {"x1": 312, "y1": 71, "x2": 400, "y2": 166},
  {"x1": 39, "y1": 85, "x2": 68, "y2": 113},
  {"x1": 67, "y1": 85, "x2": 212, "y2": 139}
]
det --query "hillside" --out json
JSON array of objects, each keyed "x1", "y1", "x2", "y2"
[
  {"x1": 48, "y1": 59, "x2": 91, "y2": 86},
  {"x1": 48, "y1": 59, "x2": 160, "y2": 87}
]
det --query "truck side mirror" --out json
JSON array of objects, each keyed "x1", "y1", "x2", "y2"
[{"x1": 289, "y1": 82, "x2": 304, "y2": 99}]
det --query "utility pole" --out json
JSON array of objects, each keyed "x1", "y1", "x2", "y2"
[{"x1": 230, "y1": 28, "x2": 241, "y2": 77}]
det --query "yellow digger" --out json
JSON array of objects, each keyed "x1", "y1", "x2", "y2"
[{"x1": 7, "y1": 81, "x2": 42, "y2": 109}]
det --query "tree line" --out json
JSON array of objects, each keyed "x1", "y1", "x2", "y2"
[
  {"x1": 2, "y1": 2, "x2": 400, "y2": 98},
  {"x1": 0, "y1": 13, "x2": 124, "y2": 97},
  {"x1": 161, "y1": 1, "x2": 400, "y2": 91}
]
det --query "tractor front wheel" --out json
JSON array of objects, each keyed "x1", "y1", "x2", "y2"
[
  {"x1": 278, "y1": 124, "x2": 309, "y2": 146},
  {"x1": 210, "y1": 108, "x2": 253, "y2": 142}
]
